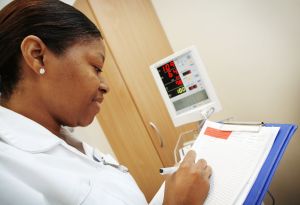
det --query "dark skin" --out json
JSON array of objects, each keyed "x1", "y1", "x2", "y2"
[
  {"x1": 163, "y1": 151, "x2": 212, "y2": 205},
  {"x1": 1, "y1": 35, "x2": 212, "y2": 204},
  {"x1": 1, "y1": 35, "x2": 109, "y2": 152}
]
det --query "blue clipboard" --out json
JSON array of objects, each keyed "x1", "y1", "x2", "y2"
[{"x1": 244, "y1": 124, "x2": 298, "y2": 205}]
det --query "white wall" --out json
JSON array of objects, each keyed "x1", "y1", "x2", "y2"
[
  {"x1": 60, "y1": 0, "x2": 76, "y2": 5},
  {"x1": 0, "y1": 0, "x2": 11, "y2": 9},
  {"x1": 151, "y1": 0, "x2": 300, "y2": 204}
]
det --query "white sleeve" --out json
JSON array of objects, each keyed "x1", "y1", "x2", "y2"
[{"x1": 149, "y1": 182, "x2": 165, "y2": 205}]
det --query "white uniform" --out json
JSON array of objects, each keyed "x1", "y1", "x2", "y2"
[{"x1": 0, "y1": 106, "x2": 152, "y2": 205}]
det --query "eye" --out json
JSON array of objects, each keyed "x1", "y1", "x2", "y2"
[{"x1": 94, "y1": 66, "x2": 103, "y2": 74}]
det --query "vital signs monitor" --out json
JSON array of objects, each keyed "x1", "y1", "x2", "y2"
[{"x1": 150, "y1": 46, "x2": 221, "y2": 127}]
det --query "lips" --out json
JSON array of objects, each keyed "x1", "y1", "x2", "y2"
[{"x1": 92, "y1": 97, "x2": 103, "y2": 104}]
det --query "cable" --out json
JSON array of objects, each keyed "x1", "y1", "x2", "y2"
[
  {"x1": 174, "y1": 107, "x2": 216, "y2": 163},
  {"x1": 267, "y1": 190, "x2": 275, "y2": 205}
]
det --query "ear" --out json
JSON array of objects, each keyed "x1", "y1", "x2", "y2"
[{"x1": 20, "y1": 35, "x2": 47, "y2": 75}]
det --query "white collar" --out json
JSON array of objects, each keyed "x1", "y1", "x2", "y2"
[{"x1": 0, "y1": 105, "x2": 64, "y2": 153}]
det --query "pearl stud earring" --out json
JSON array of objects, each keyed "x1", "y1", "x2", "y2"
[{"x1": 39, "y1": 67, "x2": 45, "y2": 75}]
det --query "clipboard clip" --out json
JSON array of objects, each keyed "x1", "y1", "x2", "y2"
[
  {"x1": 222, "y1": 121, "x2": 264, "y2": 126},
  {"x1": 220, "y1": 121, "x2": 264, "y2": 132}
]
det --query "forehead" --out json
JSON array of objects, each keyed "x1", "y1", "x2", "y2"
[{"x1": 64, "y1": 38, "x2": 105, "y2": 62}]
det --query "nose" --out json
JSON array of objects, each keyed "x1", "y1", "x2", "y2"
[{"x1": 99, "y1": 78, "x2": 110, "y2": 94}]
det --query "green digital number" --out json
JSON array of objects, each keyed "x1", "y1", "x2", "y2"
[{"x1": 177, "y1": 87, "x2": 186, "y2": 94}]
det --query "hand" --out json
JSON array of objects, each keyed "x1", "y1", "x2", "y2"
[{"x1": 163, "y1": 150, "x2": 212, "y2": 205}]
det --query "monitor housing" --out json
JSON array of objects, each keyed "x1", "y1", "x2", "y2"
[{"x1": 150, "y1": 46, "x2": 221, "y2": 127}]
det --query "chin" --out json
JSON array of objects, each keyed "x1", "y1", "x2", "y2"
[{"x1": 78, "y1": 116, "x2": 95, "y2": 127}]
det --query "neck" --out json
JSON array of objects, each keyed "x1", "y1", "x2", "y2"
[
  {"x1": 1, "y1": 94, "x2": 61, "y2": 137},
  {"x1": 1, "y1": 90, "x2": 85, "y2": 154}
]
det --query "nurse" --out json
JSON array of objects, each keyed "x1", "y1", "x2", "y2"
[{"x1": 0, "y1": 0, "x2": 212, "y2": 205}]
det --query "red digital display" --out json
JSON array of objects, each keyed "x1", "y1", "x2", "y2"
[{"x1": 157, "y1": 61, "x2": 186, "y2": 98}]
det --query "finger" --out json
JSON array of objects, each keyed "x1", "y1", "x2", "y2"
[
  {"x1": 180, "y1": 150, "x2": 196, "y2": 167},
  {"x1": 196, "y1": 159, "x2": 207, "y2": 169},
  {"x1": 203, "y1": 165, "x2": 212, "y2": 179}
]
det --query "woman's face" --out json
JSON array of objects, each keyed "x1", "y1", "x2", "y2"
[{"x1": 41, "y1": 38, "x2": 109, "y2": 127}]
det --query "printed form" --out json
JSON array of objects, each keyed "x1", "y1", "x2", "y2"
[{"x1": 193, "y1": 120, "x2": 280, "y2": 205}]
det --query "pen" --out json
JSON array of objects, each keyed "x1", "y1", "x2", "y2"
[{"x1": 159, "y1": 166, "x2": 178, "y2": 175}]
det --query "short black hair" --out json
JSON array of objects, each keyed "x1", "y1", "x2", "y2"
[{"x1": 0, "y1": 0, "x2": 102, "y2": 99}]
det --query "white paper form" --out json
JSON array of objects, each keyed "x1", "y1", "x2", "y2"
[{"x1": 193, "y1": 120, "x2": 280, "y2": 205}]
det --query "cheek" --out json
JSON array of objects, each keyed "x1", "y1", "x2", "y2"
[
  {"x1": 49, "y1": 75, "x2": 92, "y2": 111},
  {"x1": 74, "y1": 78, "x2": 101, "y2": 126},
  {"x1": 72, "y1": 75, "x2": 100, "y2": 105}
]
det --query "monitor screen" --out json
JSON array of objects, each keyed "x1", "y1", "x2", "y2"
[
  {"x1": 157, "y1": 60, "x2": 186, "y2": 98},
  {"x1": 150, "y1": 46, "x2": 221, "y2": 126},
  {"x1": 157, "y1": 52, "x2": 210, "y2": 114}
]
